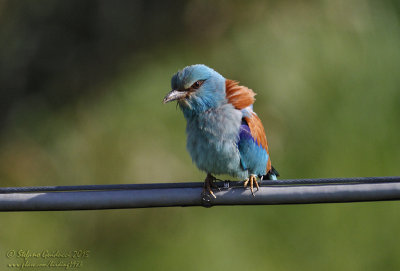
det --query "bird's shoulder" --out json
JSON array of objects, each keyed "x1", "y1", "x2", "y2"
[{"x1": 225, "y1": 79, "x2": 256, "y2": 110}]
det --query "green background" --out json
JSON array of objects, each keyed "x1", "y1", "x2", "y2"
[{"x1": 1, "y1": 1, "x2": 400, "y2": 270}]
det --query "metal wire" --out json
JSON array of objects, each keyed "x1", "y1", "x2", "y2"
[{"x1": 0, "y1": 176, "x2": 399, "y2": 211}]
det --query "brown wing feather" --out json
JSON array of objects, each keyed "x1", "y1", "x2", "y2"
[{"x1": 225, "y1": 79, "x2": 256, "y2": 110}]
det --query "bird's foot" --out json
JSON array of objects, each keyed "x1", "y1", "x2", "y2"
[
  {"x1": 203, "y1": 174, "x2": 220, "y2": 199},
  {"x1": 243, "y1": 174, "x2": 259, "y2": 197}
]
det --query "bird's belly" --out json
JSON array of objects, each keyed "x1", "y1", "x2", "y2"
[{"x1": 186, "y1": 130, "x2": 247, "y2": 179}]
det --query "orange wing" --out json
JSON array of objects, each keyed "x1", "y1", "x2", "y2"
[
  {"x1": 226, "y1": 79, "x2": 272, "y2": 172},
  {"x1": 225, "y1": 79, "x2": 256, "y2": 110}
]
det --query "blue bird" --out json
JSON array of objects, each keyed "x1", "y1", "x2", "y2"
[{"x1": 163, "y1": 64, "x2": 278, "y2": 197}]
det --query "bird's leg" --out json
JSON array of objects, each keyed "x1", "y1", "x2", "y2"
[
  {"x1": 243, "y1": 174, "x2": 259, "y2": 196},
  {"x1": 203, "y1": 173, "x2": 219, "y2": 199}
]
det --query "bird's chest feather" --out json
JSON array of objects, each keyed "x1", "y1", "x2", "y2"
[{"x1": 185, "y1": 104, "x2": 245, "y2": 176}]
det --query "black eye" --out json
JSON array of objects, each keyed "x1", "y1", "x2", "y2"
[{"x1": 191, "y1": 80, "x2": 204, "y2": 89}]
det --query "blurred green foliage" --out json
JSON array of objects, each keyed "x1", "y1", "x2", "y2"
[{"x1": 1, "y1": 0, "x2": 400, "y2": 270}]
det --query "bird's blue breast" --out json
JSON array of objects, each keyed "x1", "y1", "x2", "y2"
[{"x1": 184, "y1": 103, "x2": 248, "y2": 179}]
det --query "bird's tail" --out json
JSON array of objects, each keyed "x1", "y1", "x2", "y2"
[{"x1": 261, "y1": 166, "x2": 279, "y2": 180}]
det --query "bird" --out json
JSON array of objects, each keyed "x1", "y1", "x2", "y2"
[{"x1": 163, "y1": 64, "x2": 278, "y2": 198}]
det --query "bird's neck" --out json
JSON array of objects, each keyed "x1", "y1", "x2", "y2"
[
  {"x1": 180, "y1": 99, "x2": 227, "y2": 120},
  {"x1": 180, "y1": 103, "x2": 222, "y2": 120}
]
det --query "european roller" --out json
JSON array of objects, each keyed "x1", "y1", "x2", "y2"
[{"x1": 163, "y1": 64, "x2": 279, "y2": 198}]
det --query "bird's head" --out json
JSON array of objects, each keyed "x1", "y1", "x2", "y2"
[{"x1": 163, "y1": 64, "x2": 226, "y2": 116}]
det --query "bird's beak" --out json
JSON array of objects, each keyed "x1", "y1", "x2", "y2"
[{"x1": 163, "y1": 89, "x2": 186, "y2": 104}]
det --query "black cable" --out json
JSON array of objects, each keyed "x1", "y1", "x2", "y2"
[
  {"x1": 2, "y1": 181, "x2": 400, "y2": 211},
  {"x1": 1, "y1": 176, "x2": 399, "y2": 194}
]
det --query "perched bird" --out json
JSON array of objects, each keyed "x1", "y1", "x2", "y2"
[{"x1": 163, "y1": 64, "x2": 278, "y2": 198}]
